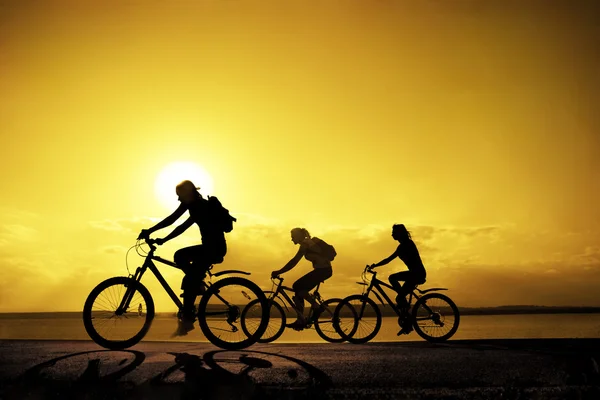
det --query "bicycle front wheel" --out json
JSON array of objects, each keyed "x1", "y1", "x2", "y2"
[
  {"x1": 334, "y1": 295, "x2": 382, "y2": 344},
  {"x1": 412, "y1": 292, "x2": 460, "y2": 342},
  {"x1": 197, "y1": 277, "x2": 269, "y2": 350},
  {"x1": 314, "y1": 298, "x2": 357, "y2": 343},
  {"x1": 83, "y1": 276, "x2": 155, "y2": 350},
  {"x1": 241, "y1": 296, "x2": 286, "y2": 343}
]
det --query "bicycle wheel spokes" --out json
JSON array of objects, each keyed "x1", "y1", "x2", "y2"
[
  {"x1": 198, "y1": 277, "x2": 268, "y2": 349},
  {"x1": 241, "y1": 299, "x2": 285, "y2": 343},
  {"x1": 413, "y1": 294, "x2": 458, "y2": 341},
  {"x1": 338, "y1": 295, "x2": 382, "y2": 344},
  {"x1": 314, "y1": 298, "x2": 357, "y2": 343},
  {"x1": 91, "y1": 283, "x2": 147, "y2": 341},
  {"x1": 83, "y1": 277, "x2": 155, "y2": 350}
]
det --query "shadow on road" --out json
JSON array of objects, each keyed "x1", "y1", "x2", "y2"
[{"x1": 3, "y1": 348, "x2": 333, "y2": 400}]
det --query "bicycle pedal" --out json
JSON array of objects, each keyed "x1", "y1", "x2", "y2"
[{"x1": 397, "y1": 327, "x2": 413, "y2": 336}]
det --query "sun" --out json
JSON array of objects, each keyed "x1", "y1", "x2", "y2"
[{"x1": 154, "y1": 161, "x2": 214, "y2": 210}]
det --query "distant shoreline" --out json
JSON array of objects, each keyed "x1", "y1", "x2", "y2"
[
  {"x1": 2, "y1": 306, "x2": 600, "y2": 318},
  {"x1": 456, "y1": 306, "x2": 600, "y2": 316}
]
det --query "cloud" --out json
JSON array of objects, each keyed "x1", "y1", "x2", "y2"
[
  {"x1": 0, "y1": 251, "x2": 54, "y2": 309},
  {"x1": 435, "y1": 262, "x2": 600, "y2": 307},
  {"x1": 0, "y1": 224, "x2": 38, "y2": 246},
  {"x1": 0, "y1": 208, "x2": 41, "y2": 247},
  {"x1": 213, "y1": 222, "x2": 600, "y2": 304},
  {"x1": 0, "y1": 207, "x2": 39, "y2": 221},
  {"x1": 212, "y1": 222, "x2": 508, "y2": 300},
  {"x1": 568, "y1": 245, "x2": 600, "y2": 266},
  {"x1": 88, "y1": 216, "x2": 161, "y2": 234},
  {"x1": 88, "y1": 220, "x2": 125, "y2": 232},
  {"x1": 2, "y1": 213, "x2": 600, "y2": 311},
  {"x1": 98, "y1": 245, "x2": 128, "y2": 254}
]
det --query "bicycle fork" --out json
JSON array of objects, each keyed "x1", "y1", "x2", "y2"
[{"x1": 116, "y1": 266, "x2": 146, "y2": 315}]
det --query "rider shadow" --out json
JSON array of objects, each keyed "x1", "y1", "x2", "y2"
[
  {"x1": 140, "y1": 351, "x2": 259, "y2": 399},
  {"x1": 4, "y1": 349, "x2": 146, "y2": 399},
  {"x1": 5, "y1": 349, "x2": 333, "y2": 400},
  {"x1": 142, "y1": 349, "x2": 333, "y2": 400}
]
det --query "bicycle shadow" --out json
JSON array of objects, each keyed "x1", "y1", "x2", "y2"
[
  {"x1": 4, "y1": 348, "x2": 333, "y2": 400},
  {"x1": 138, "y1": 349, "x2": 333, "y2": 399},
  {"x1": 4, "y1": 349, "x2": 146, "y2": 399}
]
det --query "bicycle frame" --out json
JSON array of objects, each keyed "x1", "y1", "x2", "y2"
[
  {"x1": 358, "y1": 268, "x2": 449, "y2": 321},
  {"x1": 116, "y1": 242, "x2": 251, "y2": 316},
  {"x1": 358, "y1": 271, "x2": 410, "y2": 318},
  {"x1": 267, "y1": 277, "x2": 323, "y2": 319}
]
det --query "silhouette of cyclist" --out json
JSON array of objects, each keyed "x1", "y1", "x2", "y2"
[
  {"x1": 271, "y1": 228, "x2": 333, "y2": 330},
  {"x1": 138, "y1": 180, "x2": 228, "y2": 336},
  {"x1": 369, "y1": 224, "x2": 426, "y2": 335}
]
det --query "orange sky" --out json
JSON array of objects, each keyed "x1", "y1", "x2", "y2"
[{"x1": 1, "y1": 0, "x2": 599, "y2": 312}]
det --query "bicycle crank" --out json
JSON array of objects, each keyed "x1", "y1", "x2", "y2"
[{"x1": 226, "y1": 305, "x2": 240, "y2": 332}]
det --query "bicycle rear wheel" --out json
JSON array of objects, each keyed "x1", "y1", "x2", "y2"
[
  {"x1": 314, "y1": 298, "x2": 357, "y2": 343},
  {"x1": 197, "y1": 276, "x2": 269, "y2": 350},
  {"x1": 412, "y1": 293, "x2": 460, "y2": 342},
  {"x1": 333, "y1": 295, "x2": 382, "y2": 344},
  {"x1": 83, "y1": 276, "x2": 155, "y2": 350}
]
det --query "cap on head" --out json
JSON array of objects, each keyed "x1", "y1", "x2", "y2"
[{"x1": 175, "y1": 180, "x2": 200, "y2": 196}]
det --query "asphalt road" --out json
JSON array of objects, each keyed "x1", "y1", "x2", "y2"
[{"x1": 1, "y1": 339, "x2": 599, "y2": 399}]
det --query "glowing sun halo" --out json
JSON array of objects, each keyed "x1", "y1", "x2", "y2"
[{"x1": 154, "y1": 161, "x2": 214, "y2": 210}]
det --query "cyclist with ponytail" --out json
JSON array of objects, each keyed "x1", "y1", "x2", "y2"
[
  {"x1": 271, "y1": 228, "x2": 335, "y2": 330},
  {"x1": 369, "y1": 223, "x2": 427, "y2": 335}
]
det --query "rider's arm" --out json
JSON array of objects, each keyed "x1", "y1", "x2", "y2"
[
  {"x1": 275, "y1": 247, "x2": 305, "y2": 275},
  {"x1": 159, "y1": 217, "x2": 194, "y2": 243},
  {"x1": 147, "y1": 203, "x2": 187, "y2": 234},
  {"x1": 372, "y1": 249, "x2": 399, "y2": 268}
]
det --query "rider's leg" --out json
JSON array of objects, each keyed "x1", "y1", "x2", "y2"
[
  {"x1": 174, "y1": 245, "x2": 204, "y2": 270},
  {"x1": 172, "y1": 241, "x2": 227, "y2": 337},
  {"x1": 293, "y1": 292, "x2": 306, "y2": 316},
  {"x1": 394, "y1": 279, "x2": 417, "y2": 335},
  {"x1": 184, "y1": 244, "x2": 227, "y2": 314},
  {"x1": 389, "y1": 271, "x2": 412, "y2": 308},
  {"x1": 291, "y1": 268, "x2": 332, "y2": 326},
  {"x1": 170, "y1": 246, "x2": 204, "y2": 337},
  {"x1": 396, "y1": 275, "x2": 425, "y2": 335},
  {"x1": 174, "y1": 247, "x2": 196, "y2": 315},
  {"x1": 291, "y1": 272, "x2": 319, "y2": 324},
  {"x1": 398, "y1": 273, "x2": 426, "y2": 310},
  {"x1": 305, "y1": 268, "x2": 333, "y2": 324},
  {"x1": 175, "y1": 246, "x2": 204, "y2": 315}
]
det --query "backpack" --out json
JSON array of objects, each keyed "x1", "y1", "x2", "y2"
[
  {"x1": 311, "y1": 237, "x2": 337, "y2": 261},
  {"x1": 207, "y1": 196, "x2": 236, "y2": 233}
]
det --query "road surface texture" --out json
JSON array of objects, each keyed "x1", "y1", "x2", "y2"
[{"x1": 1, "y1": 339, "x2": 599, "y2": 399}]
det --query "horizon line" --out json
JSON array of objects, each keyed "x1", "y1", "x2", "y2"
[{"x1": 2, "y1": 304, "x2": 600, "y2": 314}]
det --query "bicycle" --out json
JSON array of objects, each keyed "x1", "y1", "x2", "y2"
[
  {"x1": 334, "y1": 265, "x2": 460, "y2": 343},
  {"x1": 82, "y1": 238, "x2": 269, "y2": 350},
  {"x1": 240, "y1": 276, "x2": 358, "y2": 343}
]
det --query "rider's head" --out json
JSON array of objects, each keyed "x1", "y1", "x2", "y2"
[
  {"x1": 176, "y1": 180, "x2": 201, "y2": 204},
  {"x1": 290, "y1": 227, "x2": 310, "y2": 244},
  {"x1": 392, "y1": 224, "x2": 412, "y2": 242}
]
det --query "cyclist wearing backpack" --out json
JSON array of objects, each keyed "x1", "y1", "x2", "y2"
[
  {"x1": 369, "y1": 223, "x2": 426, "y2": 335},
  {"x1": 138, "y1": 180, "x2": 236, "y2": 336},
  {"x1": 271, "y1": 228, "x2": 336, "y2": 330}
]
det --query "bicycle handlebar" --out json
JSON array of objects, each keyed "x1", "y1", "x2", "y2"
[
  {"x1": 361, "y1": 264, "x2": 376, "y2": 282},
  {"x1": 143, "y1": 238, "x2": 157, "y2": 252}
]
